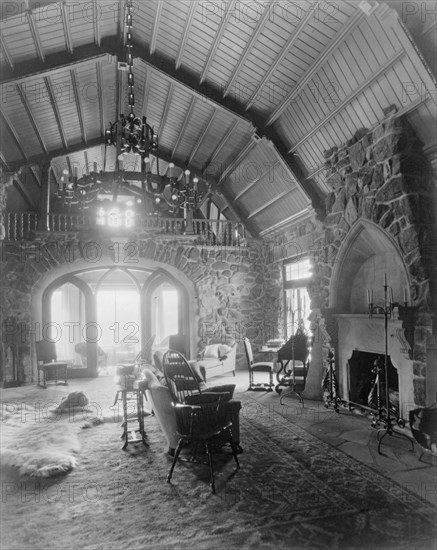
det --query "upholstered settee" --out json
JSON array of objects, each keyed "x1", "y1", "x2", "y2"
[
  {"x1": 139, "y1": 369, "x2": 241, "y2": 456},
  {"x1": 196, "y1": 340, "x2": 237, "y2": 381}
]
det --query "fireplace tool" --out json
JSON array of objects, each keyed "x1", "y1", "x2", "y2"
[
  {"x1": 368, "y1": 275, "x2": 415, "y2": 455},
  {"x1": 322, "y1": 349, "x2": 341, "y2": 412}
]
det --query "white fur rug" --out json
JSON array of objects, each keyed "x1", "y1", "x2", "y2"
[{"x1": 1, "y1": 400, "x2": 83, "y2": 478}]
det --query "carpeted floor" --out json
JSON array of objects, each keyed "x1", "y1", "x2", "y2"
[{"x1": 1, "y1": 383, "x2": 436, "y2": 550}]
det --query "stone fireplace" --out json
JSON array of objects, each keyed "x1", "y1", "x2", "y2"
[{"x1": 310, "y1": 110, "x2": 436, "y2": 412}]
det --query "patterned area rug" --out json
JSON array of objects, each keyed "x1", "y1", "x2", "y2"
[{"x1": 1, "y1": 389, "x2": 435, "y2": 550}]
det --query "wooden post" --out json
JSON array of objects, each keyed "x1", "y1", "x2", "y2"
[{"x1": 38, "y1": 162, "x2": 51, "y2": 230}]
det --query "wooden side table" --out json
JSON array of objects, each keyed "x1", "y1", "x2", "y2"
[
  {"x1": 38, "y1": 361, "x2": 69, "y2": 388},
  {"x1": 114, "y1": 387, "x2": 147, "y2": 449}
]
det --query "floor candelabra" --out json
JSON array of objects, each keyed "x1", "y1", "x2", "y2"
[{"x1": 368, "y1": 274, "x2": 414, "y2": 455}]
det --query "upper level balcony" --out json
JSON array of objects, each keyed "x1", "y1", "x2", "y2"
[{"x1": 4, "y1": 211, "x2": 247, "y2": 248}]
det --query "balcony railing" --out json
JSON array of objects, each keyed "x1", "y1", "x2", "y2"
[{"x1": 4, "y1": 212, "x2": 246, "y2": 247}]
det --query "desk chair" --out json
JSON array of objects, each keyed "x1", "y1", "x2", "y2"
[
  {"x1": 35, "y1": 340, "x2": 68, "y2": 388},
  {"x1": 244, "y1": 337, "x2": 274, "y2": 391}
]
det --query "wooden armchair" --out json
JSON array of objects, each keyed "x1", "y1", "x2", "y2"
[{"x1": 35, "y1": 340, "x2": 68, "y2": 388}]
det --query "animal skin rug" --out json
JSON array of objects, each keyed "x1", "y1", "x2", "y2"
[{"x1": 1, "y1": 393, "x2": 90, "y2": 478}]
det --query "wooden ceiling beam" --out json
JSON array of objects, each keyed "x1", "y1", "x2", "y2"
[
  {"x1": 175, "y1": 0, "x2": 198, "y2": 70},
  {"x1": 0, "y1": 32, "x2": 14, "y2": 70},
  {"x1": 44, "y1": 75, "x2": 68, "y2": 150},
  {"x1": 70, "y1": 68, "x2": 87, "y2": 143},
  {"x1": 0, "y1": 108, "x2": 28, "y2": 160},
  {"x1": 265, "y1": 9, "x2": 366, "y2": 126},
  {"x1": 93, "y1": 0, "x2": 101, "y2": 46},
  {"x1": 26, "y1": 10, "x2": 45, "y2": 62},
  {"x1": 218, "y1": 138, "x2": 257, "y2": 184},
  {"x1": 96, "y1": 61, "x2": 105, "y2": 136},
  {"x1": 158, "y1": 82, "x2": 174, "y2": 138},
  {"x1": 187, "y1": 109, "x2": 217, "y2": 165},
  {"x1": 223, "y1": 2, "x2": 274, "y2": 98},
  {"x1": 172, "y1": 97, "x2": 196, "y2": 159},
  {"x1": 289, "y1": 51, "x2": 405, "y2": 153},
  {"x1": 16, "y1": 82, "x2": 47, "y2": 154},
  {"x1": 61, "y1": 2, "x2": 74, "y2": 54},
  {"x1": 13, "y1": 174, "x2": 38, "y2": 210},
  {"x1": 244, "y1": 4, "x2": 318, "y2": 110},
  {"x1": 234, "y1": 161, "x2": 280, "y2": 201},
  {"x1": 201, "y1": 120, "x2": 239, "y2": 174},
  {"x1": 29, "y1": 165, "x2": 41, "y2": 187},
  {"x1": 247, "y1": 187, "x2": 298, "y2": 220},
  {"x1": 150, "y1": 0, "x2": 164, "y2": 55},
  {"x1": 199, "y1": 0, "x2": 237, "y2": 84}
]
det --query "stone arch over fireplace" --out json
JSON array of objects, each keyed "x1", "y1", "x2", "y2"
[{"x1": 330, "y1": 220, "x2": 410, "y2": 314}]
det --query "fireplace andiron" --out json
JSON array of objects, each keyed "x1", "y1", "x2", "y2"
[{"x1": 368, "y1": 275, "x2": 414, "y2": 455}]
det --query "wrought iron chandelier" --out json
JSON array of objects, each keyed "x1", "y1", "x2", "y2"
[{"x1": 58, "y1": 0, "x2": 207, "y2": 215}]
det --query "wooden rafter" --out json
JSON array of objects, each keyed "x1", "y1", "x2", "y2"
[
  {"x1": 201, "y1": 119, "x2": 239, "y2": 174},
  {"x1": 26, "y1": 10, "x2": 45, "y2": 62},
  {"x1": 96, "y1": 61, "x2": 105, "y2": 136},
  {"x1": 199, "y1": 0, "x2": 236, "y2": 84},
  {"x1": 247, "y1": 187, "x2": 298, "y2": 220},
  {"x1": 289, "y1": 51, "x2": 405, "y2": 153},
  {"x1": 93, "y1": 0, "x2": 101, "y2": 46},
  {"x1": 150, "y1": 0, "x2": 164, "y2": 55},
  {"x1": 43, "y1": 76, "x2": 68, "y2": 150},
  {"x1": 158, "y1": 81, "x2": 174, "y2": 138},
  {"x1": 218, "y1": 137, "x2": 256, "y2": 184},
  {"x1": 61, "y1": 2, "x2": 74, "y2": 54},
  {"x1": 175, "y1": 0, "x2": 198, "y2": 70},
  {"x1": 244, "y1": 4, "x2": 318, "y2": 110},
  {"x1": 0, "y1": 108, "x2": 27, "y2": 160},
  {"x1": 265, "y1": 10, "x2": 366, "y2": 126},
  {"x1": 171, "y1": 97, "x2": 196, "y2": 158},
  {"x1": 0, "y1": 31, "x2": 14, "y2": 70},
  {"x1": 223, "y1": 2, "x2": 273, "y2": 98},
  {"x1": 140, "y1": 68, "x2": 152, "y2": 119},
  {"x1": 13, "y1": 174, "x2": 37, "y2": 210},
  {"x1": 187, "y1": 109, "x2": 216, "y2": 165},
  {"x1": 234, "y1": 161, "x2": 280, "y2": 201},
  {"x1": 70, "y1": 68, "x2": 87, "y2": 143},
  {"x1": 16, "y1": 83, "x2": 47, "y2": 154},
  {"x1": 29, "y1": 165, "x2": 41, "y2": 187}
]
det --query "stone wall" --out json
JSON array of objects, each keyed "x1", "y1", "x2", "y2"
[
  {"x1": 0, "y1": 228, "x2": 283, "y2": 383},
  {"x1": 309, "y1": 112, "x2": 436, "y2": 406}
]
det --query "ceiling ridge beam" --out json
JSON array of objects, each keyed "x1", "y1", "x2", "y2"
[
  {"x1": 16, "y1": 82, "x2": 47, "y2": 154},
  {"x1": 26, "y1": 10, "x2": 45, "y2": 62},
  {"x1": 61, "y1": 2, "x2": 74, "y2": 54},
  {"x1": 0, "y1": 31, "x2": 14, "y2": 70},
  {"x1": 43, "y1": 75, "x2": 68, "y2": 150},
  {"x1": 244, "y1": 4, "x2": 318, "y2": 110},
  {"x1": 175, "y1": 0, "x2": 198, "y2": 70},
  {"x1": 218, "y1": 137, "x2": 257, "y2": 184},
  {"x1": 234, "y1": 161, "x2": 280, "y2": 201},
  {"x1": 265, "y1": 9, "x2": 366, "y2": 126},
  {"x1": 289, "y1": 50, "x2": 405, "y2": 153},
  {"x1": 200, "y1": 0, "x2": 237, "y2": 84},
  {"x1": 150, "y1": 0, "x2": 164, "y2": 55},
  {"x1": 70, "y1": 68, "x2": 87, "y2": 143},
  {"x1": 0, "y1": 108, "x2": 27, "y2": 160},
  {"x1": 201, "y1": 119, "x2": 239, "y2": 174},
  {"x1": 187, "y1": 109, "x2": 217, "y2": 165},
  {"x1": 171, "y1": 97, "x2": 196, "y2": 159}
]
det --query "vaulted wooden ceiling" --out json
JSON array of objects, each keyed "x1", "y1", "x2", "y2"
[{"x1": 0, "y1": 0, "x2": 435, "y2": 237}]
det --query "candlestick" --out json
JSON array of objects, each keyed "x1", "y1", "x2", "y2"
[
  {"x1": 93, "y1": 162, "x2": 98, "y2": 173},
  {"x1": 384, "y1": 273, "x2": 387, "y2": 287},
  {"x1": 404, "y1": 287, "x2": 407, "y2": 305},
  {"x1": 367, "y1": 289, "x2": 370, "y2": 305}
]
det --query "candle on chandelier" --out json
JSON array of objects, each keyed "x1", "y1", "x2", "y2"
[
  {"x1": 404, "y1": 287, "x2": 408, "y2": 305},
  {"x1": 367, "y1": 289, "x2": 370, "y2": 305},
  {"x1": 384, "y1": 273, "x2": 387, "y2": 286}
]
